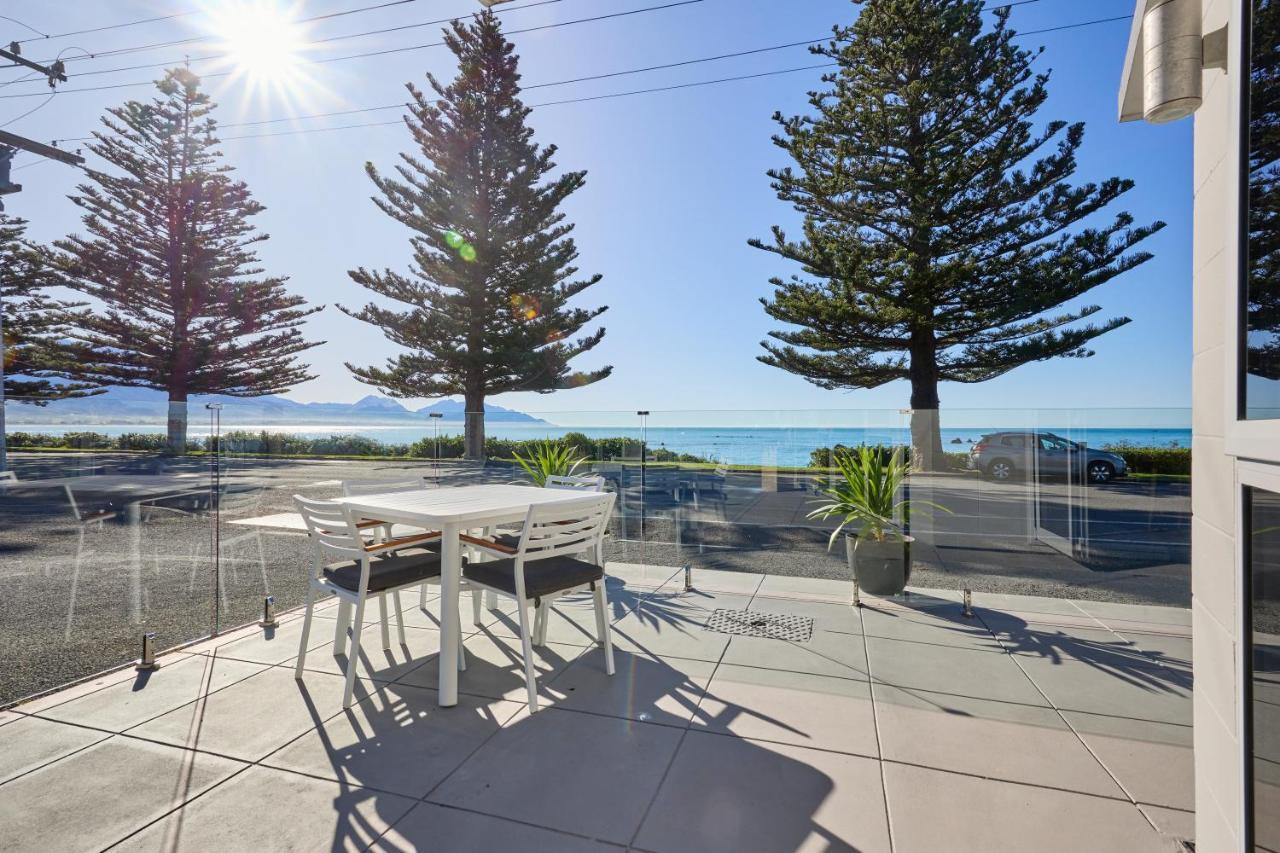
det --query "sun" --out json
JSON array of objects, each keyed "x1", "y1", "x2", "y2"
[{"x1": 208, "y1": 1, "x2": 308, "y2": 90}]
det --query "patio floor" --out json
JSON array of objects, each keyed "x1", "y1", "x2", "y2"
[{"x1": 0, "y1": 566, "x2": 1194, "y2": 852}]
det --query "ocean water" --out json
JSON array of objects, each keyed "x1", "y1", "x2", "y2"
[{"x1": 10, "y1": 422, "x2": 1193, "y2": 468}]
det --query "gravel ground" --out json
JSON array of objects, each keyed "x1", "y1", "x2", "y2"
[{"x1": 0, "y1": 452, "x2": 1191, "y2": 706}]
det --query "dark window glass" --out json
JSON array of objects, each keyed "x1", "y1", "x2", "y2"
[
  {"x1": 1249, "y1": 487, "x2": 1280, "y2": 850},
  {"x1": 1245, "y1": 0, "x2": 1280, "y2": 419},
  {"x1": 1001, "y1": 435, "x2": 1024, "y2": 449}
]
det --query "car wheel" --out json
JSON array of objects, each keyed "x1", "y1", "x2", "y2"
[
  {"x1": 1087, "y1": 461, "x2": 1115, "y2": 484},
  {"x1": 986, "y1": 459, "x2": 1014, "y2": 481}
]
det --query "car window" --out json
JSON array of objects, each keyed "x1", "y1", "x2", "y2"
[
  {"x1": 1000, "y1": 435, "x2": 1025, "y2": 449},
  {"x1": 1038, "y1": 436, "x2": 1069, "y2": 451}
]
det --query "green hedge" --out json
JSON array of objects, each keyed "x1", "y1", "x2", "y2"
[
  {"x1": 10, "y1": 430, "x2": 711, "y2": 463},
  {"x1": 808, "y1": 444, "x2": 968, "y2": 469},
  {"x1": 1100, "y1": 443, "x2": 1190, "y2": 475},
  {"x1": 9, "y1": 431, "x2": 199, "y2": 452}
]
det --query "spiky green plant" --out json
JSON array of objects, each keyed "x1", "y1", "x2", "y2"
[
  {"x1": 808, "y1": 446, "x2": 950, "y2": 546},
  {"x1": 513, "y1": 440, "x2": 588, "y2": 487}
]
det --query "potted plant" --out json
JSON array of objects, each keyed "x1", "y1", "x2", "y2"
[
  {"x1": 512, "y1": 440, "x2": 588, "y2": 486},
  {"x1": 808, "y1": 446, "x2": 948, "y2": 597}
]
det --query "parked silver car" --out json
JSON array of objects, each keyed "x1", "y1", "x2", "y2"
[{"x1": 968, "y1": 431, "x2": 1128, "y2": 484}]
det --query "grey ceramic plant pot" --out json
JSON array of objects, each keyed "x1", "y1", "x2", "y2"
[{"x1": 845, "y1": 532, "x2": 913, "y2": 596}]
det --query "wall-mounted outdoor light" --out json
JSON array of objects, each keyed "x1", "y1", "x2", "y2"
[{"x1": 1118, "y1": 0, "x2": 1229, "y2": 123}]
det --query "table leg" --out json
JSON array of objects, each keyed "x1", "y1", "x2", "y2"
[{"x1": 438, "y1": 520, "x2": 460, "y2": 707}]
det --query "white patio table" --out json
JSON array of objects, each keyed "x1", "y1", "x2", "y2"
[{"x1": 333, "y1": 483, "x2": 598, "y2": 707}]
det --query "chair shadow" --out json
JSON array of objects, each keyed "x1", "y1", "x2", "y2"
[{"x1": 291, "y1": 589, "x2": 856, "y2": 852}]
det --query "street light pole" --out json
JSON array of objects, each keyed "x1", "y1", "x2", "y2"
[{"x1": 429, "y1": 411, "x2": 443, "y2": 484}]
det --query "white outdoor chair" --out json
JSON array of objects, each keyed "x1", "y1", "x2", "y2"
[
  {"x1": 461, "y1": 492, "x2": 616, "y2": 712},
  {"x1": 292, "y1": 495, "x2": 457, "y2": 708},
  {"x1": 545, "y1": 473, "x2": 606, "y2": 491}
]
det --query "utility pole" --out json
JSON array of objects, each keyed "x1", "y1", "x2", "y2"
[{"x1": 0, "y1": 42, "x2": 83, "y2": 473}]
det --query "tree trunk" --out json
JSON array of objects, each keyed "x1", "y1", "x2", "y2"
[
  {"x1": 463, "y1": 387, "x2": 485, "y2": 460},
  {"x1": 908, "y1": 331, "x2": 943, "y2": 471},
  {"x1": 166, "y1": 397, "x2": 188, "y2": 456}
]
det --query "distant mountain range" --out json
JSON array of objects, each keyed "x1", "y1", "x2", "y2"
[{"x1": 6, "y1": 387, "x2": 548, "y2": 425}]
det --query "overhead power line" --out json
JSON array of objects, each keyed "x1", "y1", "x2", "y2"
[
  {"x1": 4, "y1": 0, "x2": 692, "y2": 89},
  {"x1": 35, "y1": 0, "x2": 428, "y2": 60}
]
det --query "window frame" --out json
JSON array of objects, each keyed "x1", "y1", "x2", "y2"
[{"x1": 1232, "y1": 0, "x2": 1280, "y2": 460}]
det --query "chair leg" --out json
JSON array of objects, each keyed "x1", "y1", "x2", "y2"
[
  {"x1": 532, "y1": 601, "x2": 548, "y2": 647},
  {"x1": 342, "y1": 596, "x2": 368, "y2": 709},
  {"x1": 420, "y1": 581, "x2": 429, "y2": 609},
  {"x1": 593, "y1": 581, "x2": 615, "y2": 676},
  {"x1": 379, "y1": 593, "x2": 391, "y2": 650},
  {"x1": 394, "y1": 590, "x2": 406, "y2": 645},
  {"x1": 486, "y1": 590, "x2": 499, "y2": 612},
  {"x1": 334, "y1": 599, "x2": 352, "y2": 657},
  {"x1": 471, "y1": 588, "x2": 483, "y2": 626},
  {"x1": 295, "y1": 582, "x2": 317, "y2": 678},
  {"x1": 515, "y1": 596, "x2": 540, "y2": 712}
]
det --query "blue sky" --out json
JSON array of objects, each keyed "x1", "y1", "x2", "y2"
[{"x1": 0, "y1": 0, "x2": 1191, "y2": 417}]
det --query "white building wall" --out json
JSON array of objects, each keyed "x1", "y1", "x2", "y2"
[{"x1": 1190, "y1": 0, "x2": 1243, "y2": 847}]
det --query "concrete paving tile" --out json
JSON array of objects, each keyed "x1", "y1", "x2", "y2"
[
  {"x1": 641, "y1": 588, "x2": 757, "y2": 613},
  {"x1": 262, "y1": 684, "x2": 522, "y2": 798},
  {"x1": 12, "y1": 657, "x2": 168, "y2": 716},
  {"x1": 397, "y1": 631, "x2": 583, "y2": 704},
  {"x1": 1112, "y1": 630, "x2": 1192, "y2": 670},
  {"x1": 755, "y1": 574, "x2": 857, "y2": 603},
  {"x1": 978, "y1": 607, "x2": 1109, "y2": 632},
  {"x1": 1073, "y1": 600, "x2": 1191, "y2": 628},
  {"x1": 112, "y1": 764, "x2": 415, "y2": 853},
  {"x1": 610, "y1": 604, "x2": 731, "y2": 663},
  {"x1": 0, "y1": 716, "x2": 110, "y2": 784},
  {"x1": 1140, "y1": 804, "x2": 1196, "y2": 844},
  {"x1": 694, "y1": 664, "x2": 878, "y2": 757},
  {"x1": 683, "y1": 568, "x2": 764, "y2": 596},
  {"x1": 1061, "y1": 711, "x2": 1194, "y2": 810},
  {"x1": 746, "y1": 596, "x2": 865, "y2": 635},
  {"x1": 720, "y1": 631, "x2": 870, "y2": 680},
  {"x1": 299, "y1": 623, "x2": 445, "y2": 684},
  {"x1": 0, "y1": 711, "x2": 17, "y2": 727},
  {"x1": 988, "y1": 622, "x2": 1184, "y2": 673},
  {"x1": 603, "y1": 562, "x2": 682, "y2": 591},
  {"x1": 866, "y1": 637, "x2": 1048, "y2": 705},
  {"x1": 634, "y1": 731, "x2": 891, "y2": 853},
  {"x1": 211, "y1": 618, "x2": 335, "y2": 666},
  {"x1": 860, "y1": 605, "x2": 1002, "y2": 650},
  {"x1": 969, "y1": 592, "x2": 1100, "y2": 619},
  {"x1": 481, "y1": 602, "x2": 611, "y2": 646},
  {"x1": 373, "y1": 803, "x2": 616, "y2": 852},
  {"x1": 0, "y1": 737, "x2": 243, "y2": 853},
  {"x1": 873, "y1": 684, "x2": 1125, "y2": 798},
  {"x1": 1013, "y1": 656, "x2": 1192, "y2": 725},
  {"x1": 429, "y1": 706, "x2": 683, "y2": 844},
  {"x1": 129, "y1": 667, "x2": 379, "y2": 761},
  {"x1": 548, "y1": 647, "x2": 713, "y2": 727},
  {"x1": 882, "y1": 762, "x2": 1168, "y2": 853},
  {"x1": 39, "y1": 655, "x2": 266, "y2": 732}
]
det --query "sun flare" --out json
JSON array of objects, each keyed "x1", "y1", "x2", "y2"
[{"x1": 209, "y1": 1, "x2": 307, "y2": 91}]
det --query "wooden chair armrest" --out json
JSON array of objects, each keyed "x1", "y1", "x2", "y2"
[
  {"x1": 355, "y1": 518, "x2": 386, "y2": 529},
  {"x1": 365, "y1": 531, "x2": 442, "y2": 553},
  {"x1": 460, "y1": 533, "x2": 518, "y2": 554}
]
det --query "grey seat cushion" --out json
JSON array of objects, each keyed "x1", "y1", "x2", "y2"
[
  {"x1": 324, "y1": 548, "x2": 442, "y2": 593},
  {"x1": 463, "y1": 554, "x2": 603, "y2": 599}
]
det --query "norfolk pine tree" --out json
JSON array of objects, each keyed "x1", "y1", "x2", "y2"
[
  {"x1": 343, "y1": 12, "x2": 609, "y2": 459},
  {"x1": 754, "y1": 0, "x2": 1164, "y2": 468},
  {"x1": 0, "y1": 214, "x2": 99, "y2": 404},
  {"x1": 57, "y1": 69, "x2": 323, "y2": 453}
]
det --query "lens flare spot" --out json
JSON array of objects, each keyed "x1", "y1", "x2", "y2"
[
  {"x1": 458, "y1": 243, "x2": 477, "y2": 262},
  {"x1": 443, "y1": 230, "x2": 464, "y2": 249}
]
